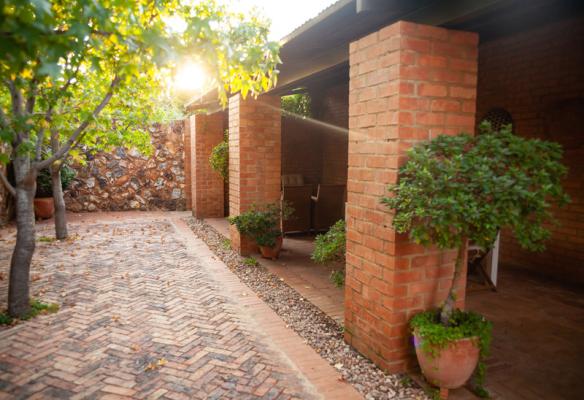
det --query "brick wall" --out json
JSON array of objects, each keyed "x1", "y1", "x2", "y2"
[
  {"x1": 346, "y1": 20, "x2": 478, "y2": 372},
  {"x1": 228, "y1": 95, "x2": 281, "y2": 254},
  {"x1": 316, "y1": 83, "x2": 349, "y2": 185},
  {"x1": 281, "y1": 82, "x2": 349, "y2": 186},
  {"x1": 281, "y1": 116, "x2": 322, "y2": 183},
  {"x1": 477, "y1": 16, "x2": 584, "y2": 286}
]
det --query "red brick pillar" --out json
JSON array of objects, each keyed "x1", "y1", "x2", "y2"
[
  {"x1": 189, "y1": 113, "x2": 225, "y2": 218},
  {"x1": 228, "y1": 94, "x2": 281, "y2": 255},
  {"x1": 183, "y1": 118, "x2": 192, "y2": 210},
  {"x1": 345, "y1": 21, "x2": 478, "y2": 372}
]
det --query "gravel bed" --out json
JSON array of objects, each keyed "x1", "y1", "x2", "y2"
[{"x1": 184, "y1": 217, "x2": 428, "y2": 400}]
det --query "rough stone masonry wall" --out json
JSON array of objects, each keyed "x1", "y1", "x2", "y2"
[{"x1": 65, "y1": 121, "x2": 186, "y2": 212}]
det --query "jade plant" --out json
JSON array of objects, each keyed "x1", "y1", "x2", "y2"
[
  {"x1": 228, "y1": 203, "x2": 293, "y2": 248},
  {"x1": 382, "y1": 122, "x2": 569, "y2": 391}
]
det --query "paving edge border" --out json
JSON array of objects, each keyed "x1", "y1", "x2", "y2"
[
  {"x1": 171, "y1": 217, "x2": 364, "y2": 400},
  {"x1": 180, "y1": 217, "x2": 429, "y2": 400}
]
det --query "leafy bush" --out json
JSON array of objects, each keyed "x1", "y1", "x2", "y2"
[
  {"x1": 312, "y1": 220, "x2": 346, "y2": 264},
  {"x1": 209, "y1": 131, "x2": 229, "y2": 180},
  {"x1": 229, "y1": 203, "x2": 293, "y2": 248},
  {"x1": 36, "y1": 164, "x2": 75, "y2": 198},
  {"x1": 329, "y1": 270, "x2": 345, "y2": 288},
  {"x1": 383, "y1": 123, "x2": 569, "y2": 253},
  {"x1": 281, "y1": 93, "x2": 311, "y2": 117}
]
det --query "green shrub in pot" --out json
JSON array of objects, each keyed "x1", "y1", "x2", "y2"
[
  {"x1": 228, "y1": 202, "x2": 293, "y2": 247},
  {"x1": 35, "y1": 164, "x2": 75, "y2": 198},
  {"x1": 382, "y1": 122, "x2": 569, "y2": 395}
]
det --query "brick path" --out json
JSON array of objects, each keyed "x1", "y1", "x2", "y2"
[{"x1": 0, "y1": 213, "x2": 361, "y2": 400}]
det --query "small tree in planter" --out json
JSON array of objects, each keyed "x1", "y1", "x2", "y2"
[
  {"x1": 382, "y1": 123, "x2": 569, "y2": 397},
  {"x1": 229, "y1": 202, "x2": 293, "y2": 260}
]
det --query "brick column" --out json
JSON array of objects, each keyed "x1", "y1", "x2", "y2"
[
  {"x1": 183, "y1": 118, "x2": 192, "y2": 210},
  {"x1": 345, "y1": 21, "x2": 478, "y2": 372},
  {"x1": 228, "y1": 94, "x2": 281, "y2": 255},
  {"x1": 189, "y1": 113, "x2": 225, "y2": 218}
]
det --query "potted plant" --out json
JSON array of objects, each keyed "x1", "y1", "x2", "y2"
[
  {"x1": 34, "y1": 164, "x2": 75, "y2": 219},
  {"x1": 382, "y1": 123, "x2": 569, "y2": 398},
  {"x1": 229, "y1": 202, "x2": 292, "y2": 260}
]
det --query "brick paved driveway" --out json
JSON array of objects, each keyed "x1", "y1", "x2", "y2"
[{"x1": 0, "y1": 214, "x2": 330, "y2": 400}]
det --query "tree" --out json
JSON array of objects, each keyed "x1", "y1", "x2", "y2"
[
  {"x1": 0, "y1": 0, "x2": 280, "y2": 317},
  {"x1": 382, "y1": 123, "x2": 569, "y2": 325}
]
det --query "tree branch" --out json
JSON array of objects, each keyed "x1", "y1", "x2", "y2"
[
  {"x1": 25, "y1": 76, "x2": 38, "y2": 115},
  {"x1": 0, "y1": 168, "x2": 16, "y2": 197},
  {"x1": 36, "y1": 75, "x2": 121, "y2": 170},
  {"x1": 0, "y1": 106, "x2": 7, "y2": 128},
  {"x1": 5, "y1": 79, "x2": 25, "y2": 145}
]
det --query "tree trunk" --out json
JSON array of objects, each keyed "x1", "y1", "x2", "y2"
[
  {"x1": 51, "y1": 164, "x2": 68, "y2": 240},
  {"x1": 440, "y1": 239, "x2": 467, "y2": 326},
  {"x1": 8, "y1": 157, "x2": 36, "y2": 318}
]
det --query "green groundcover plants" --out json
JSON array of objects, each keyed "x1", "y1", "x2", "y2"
[
  {"x1": 0, "y1": 299, "x2": 59, "y2": 326},
  {"x1": 383, "y1": 122, "x2": 569, "y2": 394}
]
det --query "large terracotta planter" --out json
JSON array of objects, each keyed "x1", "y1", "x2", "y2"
[
  {"x1": 34, "y1": 197, "x2": 55, "y2": 219},
  {"x1": 259, "y1": 236, "x2": 283, "y2": 260},
  {"x1": 414, "y1": 333, "x2": 479, "y2": 397}
]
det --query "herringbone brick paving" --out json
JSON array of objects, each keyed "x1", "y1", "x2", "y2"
[{"x1": 0, "y1": 218, "x2": 321, "y2": 399}]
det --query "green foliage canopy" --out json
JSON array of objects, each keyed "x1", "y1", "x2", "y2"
[
  {"x1": 0, "y1": 0, "x2": 281, "y2": 169},
  {"x1": 281, "y1": 93, "x2": 311, "y2": 118},
  {"x1": 382, "y1": 123, "x2": 569, "y2": 252}
]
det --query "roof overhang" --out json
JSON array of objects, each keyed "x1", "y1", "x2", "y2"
[{"x1": 187, "y1": 0, "x2": 584, "y2": 112}]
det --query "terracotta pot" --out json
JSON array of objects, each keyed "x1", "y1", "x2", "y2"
[
  {"x1": 34, "y1": 197, "x2": 55, "y2": 219},
  {"x1": 259, "y1": 236, "x2": 283, "y2": 260},
  {"x1": 414, "y1": 333, "x2": 479, "y2": 392}
]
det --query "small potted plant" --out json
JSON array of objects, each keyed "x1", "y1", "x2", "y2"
[
  {"x1": 382, "y1": 123, "x2": 569, "y2": 398},
  {"x1": 34, "y1": 165, "x2": 75, "y2": 219},
  {"x1": 229, "y1": 202, "x2": 292, "y2": 260}
]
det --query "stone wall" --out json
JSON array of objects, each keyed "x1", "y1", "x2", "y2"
[{"x1": 65, "y1": 121, "x2": 186, "y2": 212}]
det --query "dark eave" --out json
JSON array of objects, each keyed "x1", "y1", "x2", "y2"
[{"x1": 187, "y1": 0, "x2": 584, "y2": 111}]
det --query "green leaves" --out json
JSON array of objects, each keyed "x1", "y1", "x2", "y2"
[
  {"x1": 382, "y1": 122, "x2": 570, "y2": 252},
  {"x1": 228, "y1": 203, "x2": 293, "y2": 248},
  {"x1": 209, "y1": 133, "x2": 228, "y2": 180},
  {"x1": 1, "y1": 0, "x2": 280, "y2": 166},
  {"x1": 312, "y1": 220, "x2": 346, "y2": 264}
]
